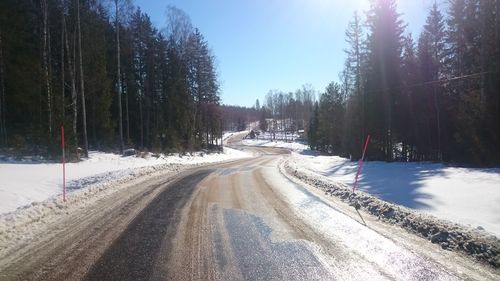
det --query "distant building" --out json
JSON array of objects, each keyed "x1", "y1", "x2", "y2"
[{"x1": 297, "y1": 129, "x2": 305, "y2": 138}]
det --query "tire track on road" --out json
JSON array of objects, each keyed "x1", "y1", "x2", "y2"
[{"x1": 83, "y1": 169, "x2": 213, "y2": 281}]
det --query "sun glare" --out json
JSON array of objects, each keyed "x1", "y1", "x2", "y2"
[{"x1": 308, "y1": 0, "x2": 371, "y2": 14}]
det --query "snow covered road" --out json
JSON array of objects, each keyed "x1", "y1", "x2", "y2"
[{"x1": 1, "y1": 140, "x2": 497, "y2": 280}]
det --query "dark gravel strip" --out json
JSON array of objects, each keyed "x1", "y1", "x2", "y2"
[{"x1": 83, "y1": 169, "x2": 213, "y2": 281}]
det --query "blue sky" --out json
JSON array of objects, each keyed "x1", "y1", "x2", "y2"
[{"x1": 134, "y1": 0, "x2": 436, "y2": 107}]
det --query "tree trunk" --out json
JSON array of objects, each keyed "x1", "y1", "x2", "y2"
[
  {"x1": 0, "y1": 29, "x2": 6, "y2": 145},
  {"x1": 115, "y1": 0, "x2": 124, "y2": 154},
  {"x1": 48, "y1": 17, "x2": 53, "y2": 135},
  {"x1": 64, "y1": 15, "x2": 78, "y2": 158},
  {"x1": 91, "y1": 90, "x2": 96, "y2": 146},
  {"x1": 60, "y1": 0, "x2": 65, "y2": 122},
  {"x1": 145, "y1": 92, "x2": 150, "y2": 149},
  {"x1": 124, "y1": 79, "x2": 130, "y2": 143},
  {"x1": 41, "y1": 0, "x2": 53, "y2": 135},
  {"x1": 206, "y1": 108, "x2": 209, "y2": 146},
  {"x1": 139, "y1": 92, "x2": 143, "y2": 149},
  {"x1": 433, "y1": 84, "x2": 442, "y2": 161},
  {"x1": 76, "y1": 0, "x2": 88, "y2": 157}
]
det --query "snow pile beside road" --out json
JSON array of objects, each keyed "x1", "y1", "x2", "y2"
[
  {"x1": 289, "y1": 153, "x2": 500, "y2": 237},
  {"x1": 0, "y1": 146, "x2": 251, "y2": 253},
  {"x1": 284, "y1": 157, "x2": 500, "y2": 268},
  {"x1": 0, "y1": 147, "x2": 250, "y2": 215},
  {"x1": 0, "y1": 162, "x2": 186, "y2": 256}
]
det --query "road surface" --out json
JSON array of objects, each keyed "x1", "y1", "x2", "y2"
[{"x1": 0, "y1": 134, "x2": 498, "y2": 280}]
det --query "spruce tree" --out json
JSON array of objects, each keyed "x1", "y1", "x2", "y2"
[{"x1": 364, "y1": 0, "x2": 406, "y2": 161}]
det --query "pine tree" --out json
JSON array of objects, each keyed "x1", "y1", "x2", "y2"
[
  {"x1": 423, "y1": 2, "x2": 446, "y2": 160},
  {"x1": 364, "y1": 0, "x2": 406, "y2": 161},
  {"x1": 476, "y1": 0, "x2": 500, "y2": 164},
  {"x1": 83, "y1": 3, "x2": 113, "y2": 148},
  {"x1": 445, "y1": 0, "x2": 481, "y2": 164},
  {"x1": 307, "y1": 102, "x2": 319, "y2": 150},
  {"x1": 259, "y1": 107, "x2": 267, "y2": 132},
  {"x1": 399, "y1": 34, "x2": 418, "y2": 160},
  {"x1": 318, "y1": 82, "x2": 345, "y2": 154}
]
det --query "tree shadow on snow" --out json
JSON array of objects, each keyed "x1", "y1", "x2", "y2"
[{"x1": 321, "y1": 161, "x2": 447, "y2": 210}]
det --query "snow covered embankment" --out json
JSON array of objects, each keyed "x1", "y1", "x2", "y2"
[
  {"x1": 0, "y1": 148, "x2": 250, "y2": 215},
  {"x1": 284, "y1": 159, "x2": 500, "y2": 268},
  {"x1": 290, "y1": 154, "x2": 500, "y2": 235},
  {"x1": 0, "y1": 148, "x2": 251, "y2": 253},
  {"x1": 0, "y1": 162, "x2": 184, "y2": 252}
]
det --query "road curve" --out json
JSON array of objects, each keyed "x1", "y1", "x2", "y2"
[
  {"x1": 1, "y1": 137, "x2": 498, "y2": 280},
  {"x1": 82, "y1": 145, "x2": 497, "y2": 281}
]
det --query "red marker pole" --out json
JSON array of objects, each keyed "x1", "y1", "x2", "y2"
[
  {"x1": 61, "y1": 126, "x2": 66, "y2": 202},
  {"x1": 352, "y1": 134, "x2": 370, "y2": 193}
]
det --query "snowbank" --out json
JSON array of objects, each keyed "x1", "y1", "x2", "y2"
[
  {"x1": 288, "y1": 153, "x2": 500, "y2": 237},
  {"x1": 0, "y1": 147, "x2": 250, "y2": 215},
  {"x1": 0, "y1": 162, "x2": 185, "y2": 255},
  {"x1": 283, "y1": 160, "x2": 500, "y2": 268}
]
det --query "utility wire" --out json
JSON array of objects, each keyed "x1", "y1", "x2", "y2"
[{"x1": 363, "y1": 71, "x2": 489, "y2": 94}]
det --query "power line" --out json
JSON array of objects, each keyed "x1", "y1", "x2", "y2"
[
  {"x1": 363, "y1": 71, "x2": 489, "y2": 94},
  {"x1": 407, "y1": 71, "x2": 488, "y2": 88}
]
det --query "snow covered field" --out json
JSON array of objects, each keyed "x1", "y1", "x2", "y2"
[
  {"x1": 289, "y1": 152, "x2": 500, "y2": 237},
  {"x1": 242, "y1": 138, "x2": 309, "y2": 152},
  {"x1": 0, "y1": 148, "x2": 250, "y2": 215}
]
